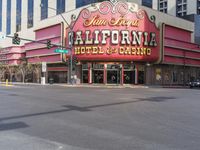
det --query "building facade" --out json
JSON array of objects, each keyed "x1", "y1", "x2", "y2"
[
  {"x1": 66, "y1": 1, "x2": 200, "y2": 85},
  {"x1": 0, "y1": 0, "x2": 200, "y2": 85}
]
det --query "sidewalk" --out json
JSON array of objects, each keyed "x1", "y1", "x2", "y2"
[
  {"x1": 0, "y1": 82, "x2": 190, "y2": 89},
  {"x1": 162, "y1": 85, "x2": 190, "y2": 89},
  {"x1": 0, "y1": 82, "x2": 149, "y2": 89},
  {"x1": 54, "y1": 84, "x2": 149, "y2": 89}
]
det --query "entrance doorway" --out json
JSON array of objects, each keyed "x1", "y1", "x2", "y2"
[
  {"x1": 107, "y1": 64, "x2": 121, "y2": 84},
  {"x1": 93, "y1": 70, "x2": 103, "y2": 83},
  {"x1": 48, "y1": 71, "x2": 67, "y2": 83},
  {"x1": 92, "y1": 64, "x2": 104, "y2": 84},
  {"x1": 80, "y1": 63, "x2": 145, "y2": 85},
  {"x1": 82, "y1": 64, "x2": 88, "y2": 83},
  {"x1": 123, "y1": 64, "x2": 135, "y2": 84},
  {"x1": 138, "y1": 65, "x2": 145, "y2": 84}
]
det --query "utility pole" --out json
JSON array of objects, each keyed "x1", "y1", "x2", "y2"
[{"x1": 183, "y1": 50, "x2": 186, "y2": 86}]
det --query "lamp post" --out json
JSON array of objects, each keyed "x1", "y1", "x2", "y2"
[{"x1": 40, "y1": 3, "x2": 73, "y2": 84}]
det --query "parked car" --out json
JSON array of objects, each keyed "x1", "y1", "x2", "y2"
[{"x1": 189, "y1": 79, "x2": 200, "y2": 88}]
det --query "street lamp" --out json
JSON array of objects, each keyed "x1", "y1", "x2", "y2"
[{"x1": 40, "y1": 3, "x2": 73, "y2": 84}]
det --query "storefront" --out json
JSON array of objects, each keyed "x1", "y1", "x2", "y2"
[
  {"x1": 80, "y1": 62, "x2": 144, "y2": 85},
  {"x1": 67, "y1": 1, "x2": 161, "y2": 85},
  {"x1": 24, "y1": 23, "x2": 68, "y2": 83}
]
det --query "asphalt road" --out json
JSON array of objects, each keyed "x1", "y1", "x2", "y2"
[{"x1": 0, "y1": 85, "x2": 200, "y2": 150}]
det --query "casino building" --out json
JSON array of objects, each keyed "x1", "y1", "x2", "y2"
[
  {"x1": 0, "y1": 1, "x2": 200, "y2": 85},
  {"x1": 66, "y1": 1, "x2": 200, "y2": 85}
]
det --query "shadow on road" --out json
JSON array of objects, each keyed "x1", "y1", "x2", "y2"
[
  {"x1": 138, "y1": 96, "x2": 176, "y2": 102},
  {"x1": 0, "y1": 122, "x2": 29, "y2": 131},
  {"x1": 0, "y1": 96, "x2": 176, "y2": 122}
]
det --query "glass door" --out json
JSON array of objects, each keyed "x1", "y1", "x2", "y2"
[
  {"x1": 82, "y1": 64, "x2": 88, "y2": 83},
  {"x1": 138, "y1": 65, "x2": 145, "y2": 84},
  {"x1": 92, "y1": 64, "x2": 104, "y2": 84},
  {"x1": 123, "y1": 64, "x2": 135, "y2": 84},
  {"x1": 107, "y1": 64, "x2": 121, "y2": 84}
]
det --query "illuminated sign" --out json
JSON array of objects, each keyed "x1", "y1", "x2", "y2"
[{"x1": 68, "y1": 1, "x2": 160, "y2": 62}]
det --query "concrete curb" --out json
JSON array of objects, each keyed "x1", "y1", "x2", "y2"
[
  {"x1": 54, "y1": 84, "x2": 149, "y2": 89},
  {"x1": 0, "y1": 82, "x2": 190, "y2": 89},
  {"x1": 0, "y1": 82, "x2": 149, "y2": 89}
]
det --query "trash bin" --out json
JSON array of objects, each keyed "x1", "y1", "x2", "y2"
[{"x1": 49, "y1": 78, "x2": 54, "y2": 84}]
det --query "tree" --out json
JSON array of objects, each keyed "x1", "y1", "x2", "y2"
[
  {"x1": 33, "y1": 62, "x2": 42, "y2": 83},
  {"x1": 19, "y1": 58, "x2": 33, "y2": 83},
  {"x1": 32, "y1": 56, "x2": 42, "y2": 83},
  {"x1": 0, "y1": 63, "x2": 6, "y2": 81}
]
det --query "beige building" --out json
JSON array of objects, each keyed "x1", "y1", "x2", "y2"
[
  {"x1": 120, "y1": 0, "x2": 200, "y2": 17},
  {"x1": 153, "y1": 0, "x2": 200, "y2": 17}
]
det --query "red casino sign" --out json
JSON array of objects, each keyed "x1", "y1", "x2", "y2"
[{"x1": 68, "y1": 1, "x2": 160, "y2": 62}]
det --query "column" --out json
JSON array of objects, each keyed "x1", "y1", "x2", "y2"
[
  {"x1": 88, "y1": 63, "x2": 92, "y2": 84},
  {"x1": 104, "y1": 64, "x2": 107, "y2": 84},
  {"x1": 48, "y1": 0, "x2": 56, "y2": 18},
  {"x1": 11, "y1": 0, "x2": 16, "y2": 34},
  {"x1": 135, "y1": 64, "x2": 138, "y2": 84},
  {"x1": 121, "y1": 64, "x2": 124, "y2": 85}
]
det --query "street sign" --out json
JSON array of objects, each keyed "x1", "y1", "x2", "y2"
[
  {"x1": 54, "y1": 49, "x2": 69, "y2": 54},
  {"x1": 42, "y1": 62, "x2": 47, "y2": 72}
]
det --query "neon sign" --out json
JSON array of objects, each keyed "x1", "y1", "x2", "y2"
[{"x1": 68, "y1": 1, "x2": 160, "y2": 62}]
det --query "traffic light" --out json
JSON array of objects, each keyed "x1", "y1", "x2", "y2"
[
  {"x1": 68, "y1": 56, "x2": 78, "y2": 66},
  {"x1": 47, "y1": 40, "x2": 52, "y2": 49},
  {"x1": 12, "y1": 33, "x2": 20, "y2": 45},
  {"x1": 73, "y1": 56, "x2": 78, "y2": 64}
]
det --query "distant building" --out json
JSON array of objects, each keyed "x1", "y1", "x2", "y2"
[
  {"x1": 183, "y1": 14, "x2": 200, "y2": 45},
  {"x1": 153, "y1": 0, "x2": 200, "y2": 17},
  {"x1": 127, "y1": 0, "x2": 152, "y2": 8}
]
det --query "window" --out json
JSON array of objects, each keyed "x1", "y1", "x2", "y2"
[
  {"x1": 0, "y1": 0, "x2": 2, "y2": 32},
  {"x1": 177, "y1": 13, "x2": 182, "y2": 17},
  {"x1": 176, "y1": 0, "x2": 187, "y2": 17},
  {"x1": 27, "y1": 0, "x2": 34, "y2": 28},
  {"x1": 57, "y1": 0, "x2": 65, "y2": 14},
  {"x1": 197, "y1": 1, "x2": 200, "y2": 14},
  {"x1": 164, "y1": 1, "x2": 167, "y2": 7},
  {"x1": 158, "y1": 0, "x2": 167, "y2": 13},
  {"x1": 177, "y1": 5, "x2": 181, "y2": 11},
  {"x1": 6, "y1": 0, "x2": 11, "y2": 35},
  {"x1": 16, "y1": 0, "x2": 22, "y2": 32},
  {"x1": 160, "y1": 3, "x2": 163, "y2": 9},
  {"x1": 183, "y1": 11, "x2": 187, "y2": 15},
  {"x1": 142, "y1": 0, "x2": 152, "y2": 8},
  {"x1": 41, "y1": 0, "x2": 48, "y2": 20},
  {"x1": 177, "y1": 0, "x2": 181, "y2": 4},
  {"x1": 183, "y1": 4, "x2": 187, "y2": 10},
  {"x1": 76, "y1": 0, "x2": 104, "y2": 8},
  {"x1": 198, "y1": 9, "x2": 200, "y2": 15}
]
